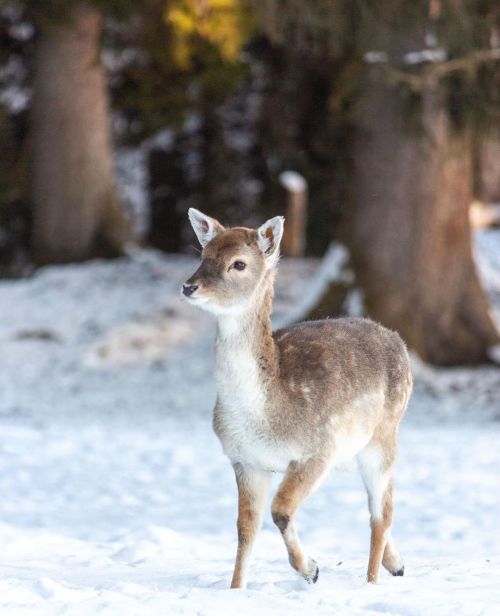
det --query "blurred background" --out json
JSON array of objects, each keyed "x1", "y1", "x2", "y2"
[
  {"x1": 0, "y1": 2, "x2": 499, "y2": 613},
  {"x1": 0, "y1": 0, "x2": 499, "y2": 365}
]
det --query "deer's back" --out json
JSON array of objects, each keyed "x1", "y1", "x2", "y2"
[{"x1": 272, "y1": 318, "x2": 411, "y2": 435}]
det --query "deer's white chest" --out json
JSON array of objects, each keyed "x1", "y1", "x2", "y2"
[
  {"x1": 215, "y1": 338, "x2": 265, "y2": 415},
  {"x1": 214, "y1": 339, "x2": 295, "y2": 472},
  {"x1": 215, "y1": 406, "x2": 296, "y2": 472}
]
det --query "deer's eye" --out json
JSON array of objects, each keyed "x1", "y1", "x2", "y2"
[{"x1": 233, "y1": 261, "x2": 246, "y2": 271}]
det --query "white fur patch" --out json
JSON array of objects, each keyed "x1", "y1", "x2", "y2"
[
  {"x1": 332, "y1": 428, "x2": 372, "y2": 469},
  {"x1": 328, "y1": 388, "x2": 384, "y2": 470},
  {"x1": 357, "y1": 446, "x2": 390, "y2": 520}
]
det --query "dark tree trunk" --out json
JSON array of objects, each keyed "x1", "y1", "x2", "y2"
[
  {"x1": 31, "y1": 4, "x2": 132, "y2": 264},
  {"x1": 346, "y1": 70, "x2": 499, "y2": 365}
]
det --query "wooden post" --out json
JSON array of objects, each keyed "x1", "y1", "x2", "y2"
[{"x1": 279, "y1": 170, "x2": 307, "y2": 257}]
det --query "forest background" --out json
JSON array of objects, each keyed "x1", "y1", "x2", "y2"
[{"x1": 1, "y1": 0, "x2": 500, "y2": 367}]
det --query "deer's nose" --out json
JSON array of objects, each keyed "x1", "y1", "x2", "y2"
[{"x1": 182, "y1": 284, "x2": 198, "y2": 297}]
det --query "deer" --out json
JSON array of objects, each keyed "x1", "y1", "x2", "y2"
[{"x1": 182, "y1": 209, "x2": 412, "y2": 589}]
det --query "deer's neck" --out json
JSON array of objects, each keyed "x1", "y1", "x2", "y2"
[{"x1": 214, "y1": 274, "x2": 278, "y2": 412}]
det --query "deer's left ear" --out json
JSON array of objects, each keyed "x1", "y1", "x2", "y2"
[
  {"x1": 188, "y1": 208, "x2": 225, "y2": 247},
  {"x1": 257, "y1": 216, "x2": 284, "y2": 266}
]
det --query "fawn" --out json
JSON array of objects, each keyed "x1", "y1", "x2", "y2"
[{"x1": 182, "y1": 209, "x2": 412, "y2": 589}]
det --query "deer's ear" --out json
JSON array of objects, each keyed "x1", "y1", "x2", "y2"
[
  {"x1": 188, "y1": 208, "x2": 225, "y2": 247},
  {"x1": 257, "y1": 216, "x2": 284, "y2": 266}
]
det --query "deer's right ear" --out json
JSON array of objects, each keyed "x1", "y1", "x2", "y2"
[
  {"x1": 257, "y1": 216, "x2": 284, "y2": 266},
  {"x1": 188, "y1": 208, "x2": 225, "y2": 247}
]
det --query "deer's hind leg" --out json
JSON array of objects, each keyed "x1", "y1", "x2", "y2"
[
  {"x1": 357, "y1": 444, "x2": 404, "y2": 583},
  {"x1": 271, "y1": 458, "x2": 328, "y2": 583}
]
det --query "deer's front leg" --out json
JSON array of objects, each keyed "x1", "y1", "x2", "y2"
[{"x1": 230, "y1": 463, "x2": 271, "y2": 589}]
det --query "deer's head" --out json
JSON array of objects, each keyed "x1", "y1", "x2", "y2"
[{"x1": 182, "y1": 209, "x2": 284, "y2": 315}]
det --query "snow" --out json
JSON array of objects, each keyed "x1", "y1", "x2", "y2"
[
  {"x1": 363, "y1": 47, "x2": 449, "y2": 66},
  {"x1": 403, "y1": 48, "x2": 447, "y2": 65},
  {"x1": 0, "y1": 55, "x2": 30, "y2": 114},
  {"x1": 0, "y1": 231, "x2": 499, "y2": 614},
  {"x1": 115, "y1": 147, "x2": 150, "y2": 238},
  {"x1": 488, "y1": 343, "x2": 500, "y2": 364},
  {"x1": 363, "y1": 51, "x2": 388, "y2": 64},
  {"x1": 275, "y1": 242, "x2": 351, "y2": 328},
  {"x1": 474, "y1": 228, "x2": 500, "y2": 297},
  {"x1": 8, "y1": 22, "x2": 34, "y2": 42},
  {"x1": 114, "y1": 130, "x2": 176, "y2": 239},
  {"x1": 0, "y1": 84, "x2": 30, "y2": 113},
  {"x1": 278, "y1": 171, "x2": 307, "y2": 193}
]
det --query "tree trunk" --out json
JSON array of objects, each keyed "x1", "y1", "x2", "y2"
[
  {"x1": 345, "y1": 69, "x2": 499, "y2": 365},
  {"x1": 473, "y1": 125, "x2": 500, "y2": 204},
  {"x1": 31, "y1": 4, "x2": 132, "y2": 264}
]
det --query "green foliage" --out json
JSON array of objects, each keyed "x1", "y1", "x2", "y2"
[
  {"x1": 108, "y1": 0, "x2": 256, "y2": 140},
  {"x1": 162, "y1": 0, "x2": 256, "y2": 99}
]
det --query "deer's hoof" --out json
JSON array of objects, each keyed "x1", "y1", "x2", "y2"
[{"x1": 303, "y1": 558, "x2": 319, "y2": 584}]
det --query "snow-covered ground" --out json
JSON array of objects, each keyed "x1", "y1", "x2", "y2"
[{"x1": 0, "y1": 232, "x2": 499, "y2": 615}]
